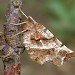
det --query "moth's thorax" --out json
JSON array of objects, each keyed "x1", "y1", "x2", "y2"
[{"x1": 21, "y1": 16, "x2": 37, "y2": 31}]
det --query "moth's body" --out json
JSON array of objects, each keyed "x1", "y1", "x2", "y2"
[{"x1": 21, "y1": 16, "x2": 73, "y2": 66}]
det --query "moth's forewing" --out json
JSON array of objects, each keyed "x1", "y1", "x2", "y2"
[{"x1": 21, "y1": 16, "x2": 73, "y2": 66}]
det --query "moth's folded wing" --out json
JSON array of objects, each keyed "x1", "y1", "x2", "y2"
[{"x1": 22, "y1": 16, "x2": 74, "y2": 66}]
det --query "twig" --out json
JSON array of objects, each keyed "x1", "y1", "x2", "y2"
[{"x1": 2, "y1": 0, "x2": 24, "y2": 75}]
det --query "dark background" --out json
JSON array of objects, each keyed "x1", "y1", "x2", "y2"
[{"x1": 0, "y1": 0, "x2": 75, "y2": 75}]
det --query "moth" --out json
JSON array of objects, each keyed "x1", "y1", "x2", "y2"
[{"x1": 14, "y1": 10, "x2": 75, "y2": 66}]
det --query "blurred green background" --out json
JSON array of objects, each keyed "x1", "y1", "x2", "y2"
[{"x1": 0, "y1": 0, "x2": 75, "y2": 75}]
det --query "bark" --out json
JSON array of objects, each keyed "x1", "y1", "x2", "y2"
[
  {"x1": 3, "y1": 55, "x2": 21, "y2": 75},
  {"x1": 1, "y1": 0, "x2": 24, "y2": 75}
]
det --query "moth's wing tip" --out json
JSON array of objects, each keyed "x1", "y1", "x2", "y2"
[{"x1": 66, "y1": 52, "x2": 75, "y2": 58}]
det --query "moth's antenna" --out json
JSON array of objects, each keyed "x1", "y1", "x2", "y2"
[{"x1": 20, "y1": 9, "x2": 28, "y2": 19}]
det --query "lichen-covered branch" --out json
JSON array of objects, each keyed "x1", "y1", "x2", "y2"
[{"x1": 1, "y1": 0, "x2": 24, "y2": 75}]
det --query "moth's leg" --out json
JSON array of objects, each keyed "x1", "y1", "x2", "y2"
[
  {"x1": 11, "y1": 30, "x2": 26, "y2": 38},
  {"x1": 9, "y1": 22, "x2": 26, "y2": 26}
]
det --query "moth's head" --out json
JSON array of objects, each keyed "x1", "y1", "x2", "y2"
[{"x1": 21, "y1": 16, "x2": 37, "y2": 31}]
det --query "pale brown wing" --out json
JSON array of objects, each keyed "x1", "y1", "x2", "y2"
[{"x1": 21, "y1": 16, "x2": 74, "y2": 66}]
